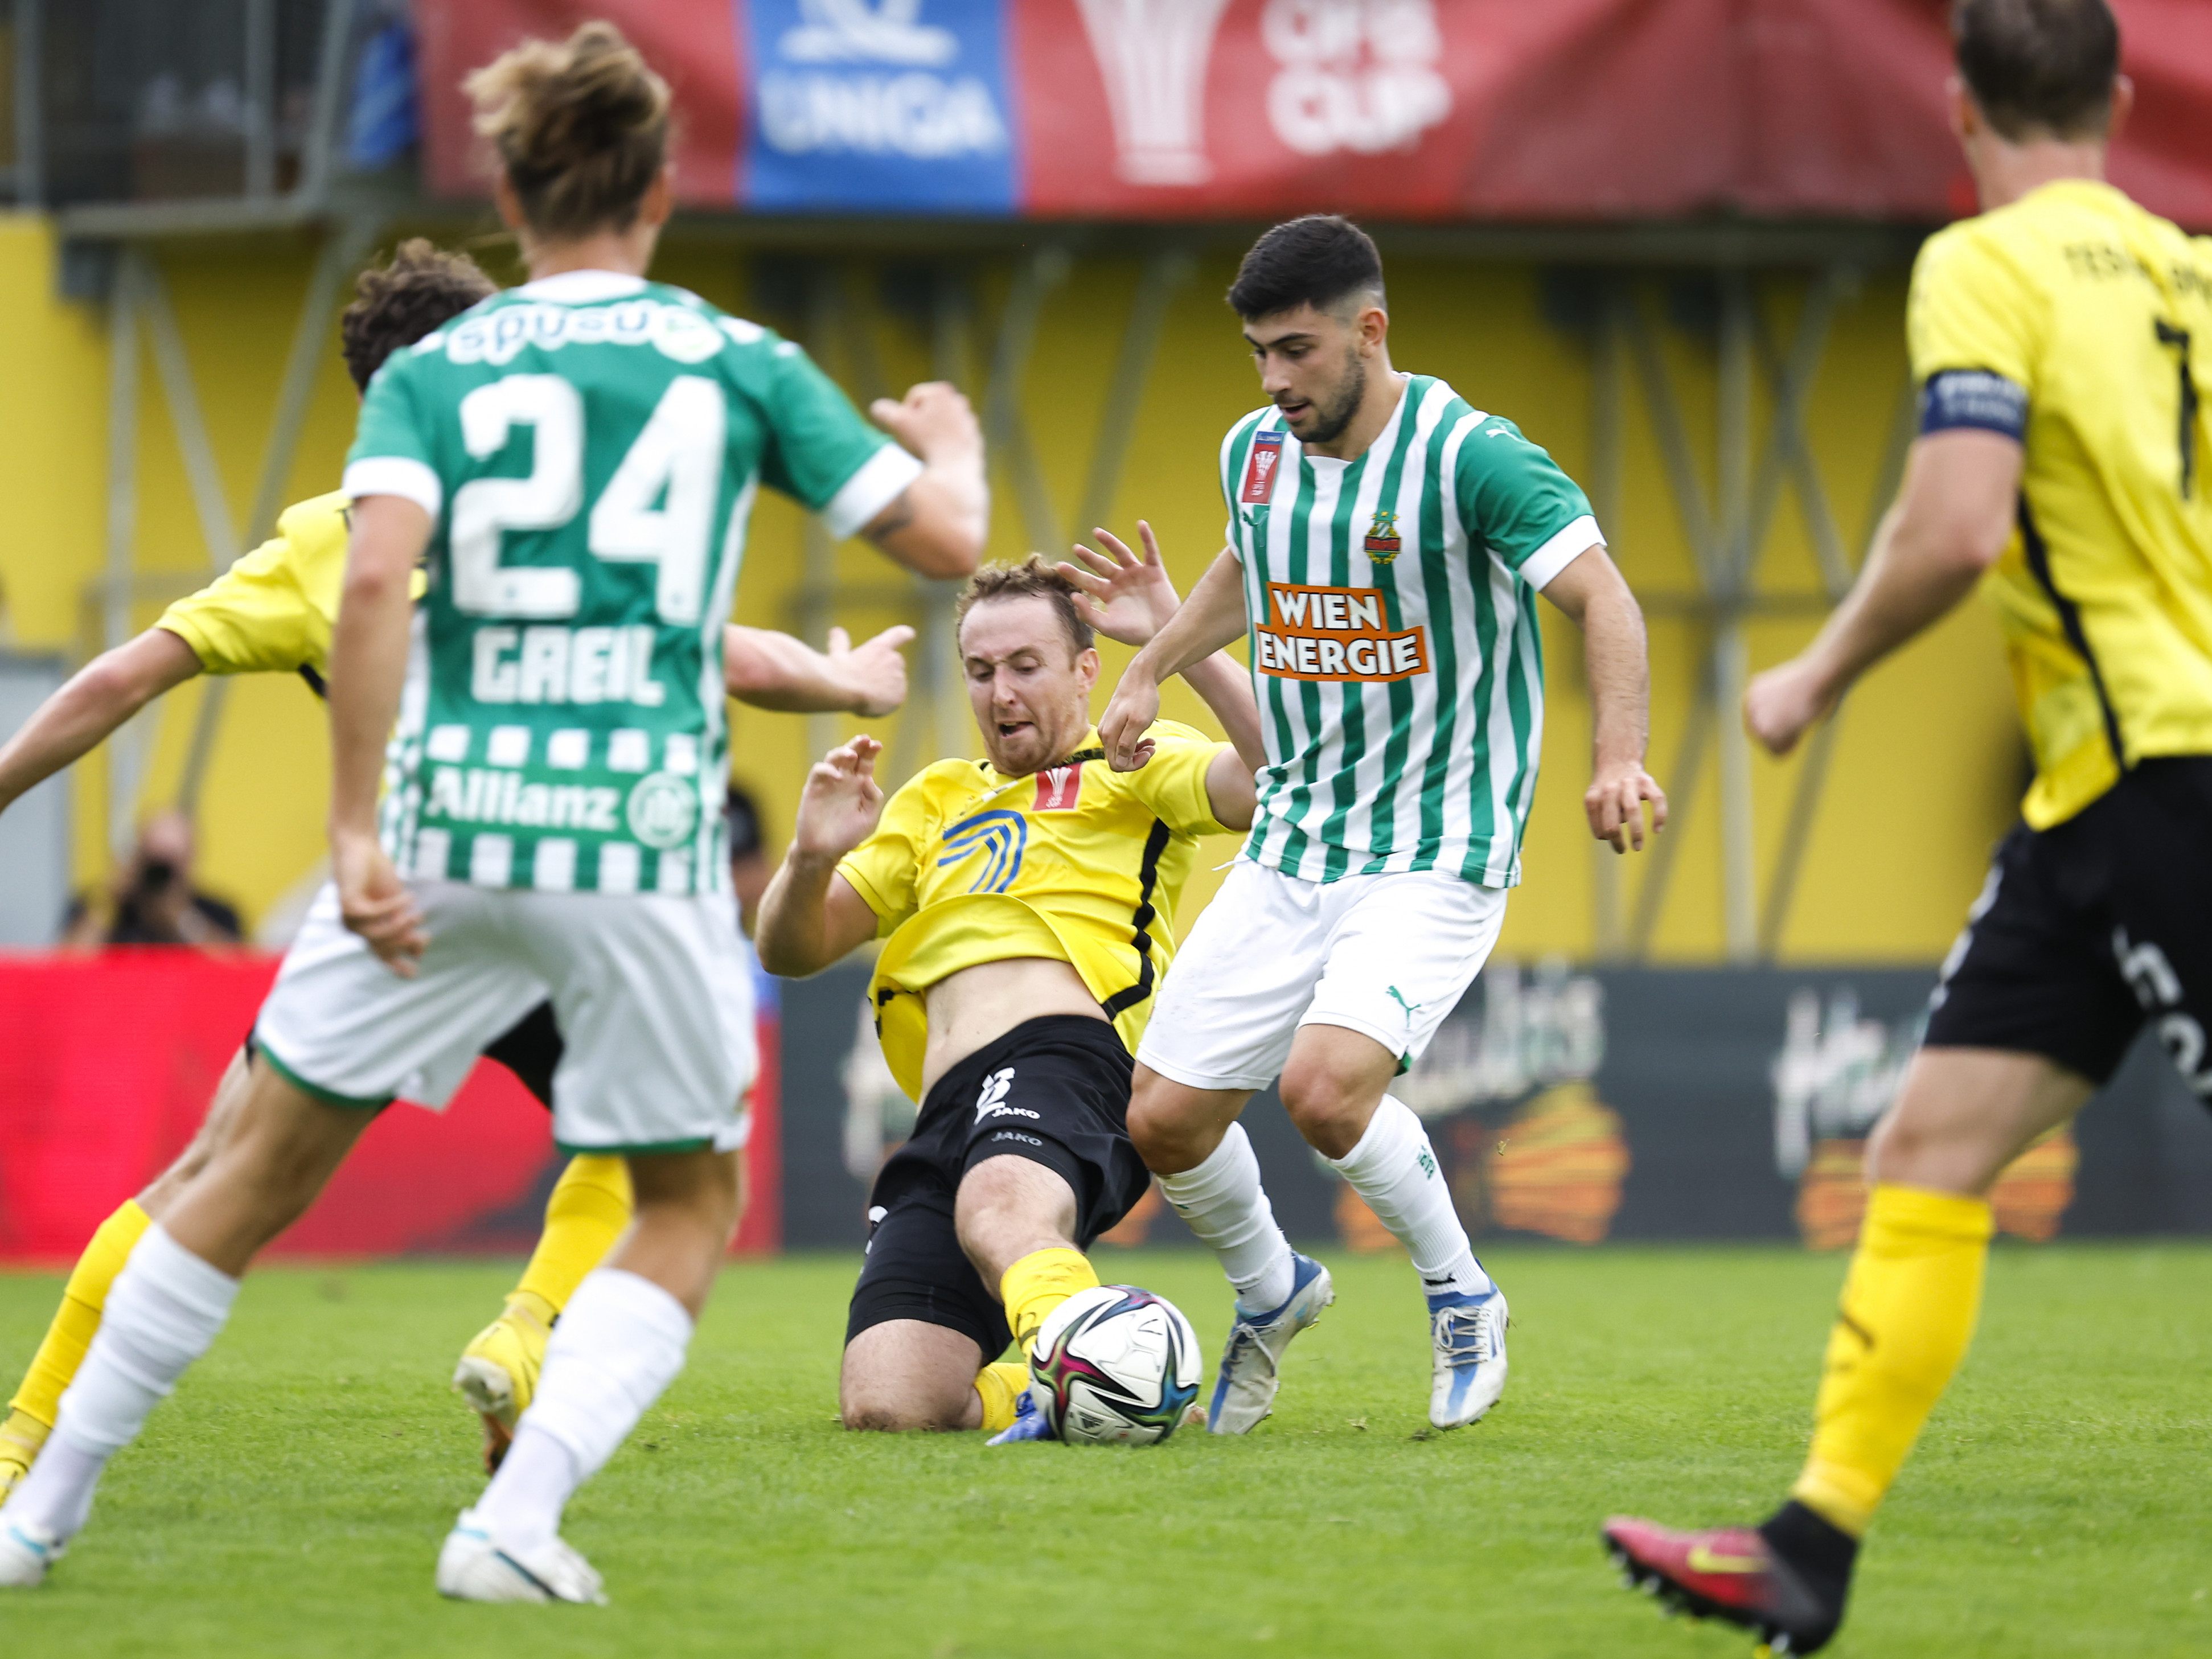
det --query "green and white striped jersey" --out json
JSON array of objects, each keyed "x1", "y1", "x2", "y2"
[
  {"x1": 1221, "y1": 373, "x2": 1599, "y2": 888},
  {"x1": 344, "y1": 270, "x2": 918, "y2": 897}
]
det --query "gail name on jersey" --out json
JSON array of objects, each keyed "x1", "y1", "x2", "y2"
[
  {"x1": 1253, "y1": 581, "x2": 1431, "y2": 684},
  {"x1": 470, "y1": 623, "x2": 667, "y2": 707}
]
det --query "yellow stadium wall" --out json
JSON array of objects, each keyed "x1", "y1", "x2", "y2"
[{"x1": 0, "y1": 213, "x2": 2019, "y2": 959}]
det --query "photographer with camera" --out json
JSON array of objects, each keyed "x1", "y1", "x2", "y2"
[{"x1": 61, "y1": 810, "x2": 243, "y2": 950}]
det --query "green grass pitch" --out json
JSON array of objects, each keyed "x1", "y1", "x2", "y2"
[{"x1": 2, "y1": 1245, "x2": 2207, "y2": 1657}]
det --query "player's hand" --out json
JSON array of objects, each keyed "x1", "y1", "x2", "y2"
[
  {"x1": 869, "y1": 382, "x2": 981, "y2": 462},
  {"x1": 1743, "y1": 656, "x2": 1838, "y2": 757},
  {"x1": 1058, "y1": 523, "x2": 1181, "y2": 647},
  {"x1": 1586, "y1": 761, "x2": 1667, "y2": 854},
  {"x1": 1098, "y1": 670, "x2": 1162, "y2": 772},
  {"x1": 827, "y1": 624, "x2": 915, "y2": 717},
  {"x1": 333, "y1": 830, "x2": 426, "y2": 976},
  {"x1": 794, "y1": 736, "x2": 887, "y2": 863}
]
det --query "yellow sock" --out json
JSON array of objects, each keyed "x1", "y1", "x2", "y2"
[
  {"x1": 510, "y1": 1156, "x2": 634, "y2": 1324},
  {"x1": 1791, "y1": 1183, "x2": 1993, "y2": 1537},
  {"x1": 974, "y1": 1361, "x2": 1031, "y2": 1434},
  {"x1": 1000, "y1": 1247, "x2": 1099, "y2": 1353},
  {"x1": 9, "y1": 1198, "x2": 153, "y2": 1427}
]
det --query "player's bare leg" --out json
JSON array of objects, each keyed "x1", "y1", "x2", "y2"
[
  {"x1": 838, "y1": 1156, "x2": 1092, "y2": 1440},
  {"x1": 1279, "y1": 1024, "x2": 1505, "y2": 1428},
  {"x1": 1604, "y1": 1048, "x2": 2088, "y2": 1653},
  {"x1": 840, "y1": 1322, "x2": 987, "y2": 1432},
  {"x1": 1, "y1": 1067, "x2": 372, "y2": 1586}
]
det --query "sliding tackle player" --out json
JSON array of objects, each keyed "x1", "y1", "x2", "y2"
[{"x1": 757, "y1": 537, "x2": 1261, "y2": 1438}]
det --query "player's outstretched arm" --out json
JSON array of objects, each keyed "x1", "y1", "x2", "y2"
[
  {"x1": 724, "y1": 623, "x2": 915, "y2": 717},
  {"x1": 0, "y1": 629, "x2": 202, "y2": 815},
  {"x1": 1542, "y1": 544, "x2": 1668, "y2": 855},
  {"x1": 756, "y1": 736, "x2": 889, "y2": 978},
  {"x1": 1060, "y1": 523, "x2": 1267, "y2": 775},
  {"x1": 1745, "y1": 429, "x2": 2021, "y2": 755},
  {"x1": 861, "y1": 383, "x2": 988, "y2": 580},
  {"x1": 328, "y1": 494, "x2": 432, "y2": 974},
  {"x1": 1098, "y1": 548, "x2": 1250, "y2": 772}
]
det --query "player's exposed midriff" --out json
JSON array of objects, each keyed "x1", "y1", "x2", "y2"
[{"x1": 917, "y1": 955, "x2": 1107, "y2": 1097}]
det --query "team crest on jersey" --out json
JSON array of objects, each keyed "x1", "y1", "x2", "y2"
[
  {"x1": 1033, "y1": 763, "x2": 1084, "y2": 812},
  {"x1": 626, "y1": 771, "x2": 699, "y2": 850},
  {"x1": 1240, "y1": 430, "x2": 1286, "y2": 504},
  {"x1": 1364, "y1": 509, "x2": 1403, "y2": 562}
]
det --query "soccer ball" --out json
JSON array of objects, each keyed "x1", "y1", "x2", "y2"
[{"x1": 1027, "y1": 1284, "x2": 1203, "y2": 1445}]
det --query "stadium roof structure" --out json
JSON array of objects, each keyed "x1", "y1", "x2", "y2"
[{"x1": 17, "y1": 0, "x2": 2208, "y2": 960}]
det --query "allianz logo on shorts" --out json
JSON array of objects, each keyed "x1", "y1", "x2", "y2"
[{"x1": 974, "y1": 1066, "x2": 1038, "y2": 1125}]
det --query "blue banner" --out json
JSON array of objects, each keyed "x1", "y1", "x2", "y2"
[{"x1": 740, "y1": 0, "x2": 1020, "y2": 216}]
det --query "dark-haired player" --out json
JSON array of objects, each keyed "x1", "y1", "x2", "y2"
[
  {"x1": 1604, "y1": 2, "x2": 2212, "y2": 1650},
  {"x1": 0, "y1": 237, "x2": 926, "y2": 1500},
  {"x1": 759, "y1": 542, "x2": 1261, "y2": 1443},
  {"x1": 1101, "y1": 215, "x2": 1663, "y2": 1434}
]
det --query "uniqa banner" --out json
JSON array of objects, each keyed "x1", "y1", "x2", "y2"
[{"x1": 415, "y1": 0, "x2": 2212, "y2": 227}]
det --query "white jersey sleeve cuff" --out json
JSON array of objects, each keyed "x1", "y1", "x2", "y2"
[
  {"x1": 822, "y1": 443, "x2": 925, "y2": 540},
  {"x1": 341, "y1": 458, "x2": 444, "y2": 522},
  {"x1": 1520, "y1": 514, "x2": 1602, "y2": 590}
]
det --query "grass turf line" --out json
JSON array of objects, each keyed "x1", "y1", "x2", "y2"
[{"x1": 1, "y1": 1246, "x2": 2206, "y2": 1657}]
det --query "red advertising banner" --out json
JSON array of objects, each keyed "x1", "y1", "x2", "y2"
[
  {"x1": 0, "y1": 953, "x2": 781, "y2": 1262},
  {"x1": 414, "y1": 0, "x2": 2212, "y2": 227}
]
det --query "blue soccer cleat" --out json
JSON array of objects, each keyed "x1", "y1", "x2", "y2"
[
  {"x1": 1427, "y1": 1284, "x2": 1508, "y2": 1429},
  {"x1": 986, "y1": 1384, "x2": 1057, "y2": 1445},
  {"x1": 1208, "y1": 1251, "x2": 1334, "y2": 1434}
]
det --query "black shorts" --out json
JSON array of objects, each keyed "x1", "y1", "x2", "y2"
[
  {"x1": 844, "y1": 1015, "x2": 1146, "y2": 1360},
  {"x1": 1926, "y1": 758, "x2": 2212, "y2": 1098},
  {"x1": 480, "y1": 1002, "x2": 563, "y2": 1110}
]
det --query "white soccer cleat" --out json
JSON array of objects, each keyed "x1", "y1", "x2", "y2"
[
  {"x1": 1207, "y1": 1253, "x2": 1334, "y2": 1434},
  {"x1": 0, "y1": 1517, "x2": 64, "y2": 1588},
  {"x1": 436, "y1": 1509, "x2": 606, "y2": 1605},
  {"x1": 1427, "y1": 1287, "x2": 1508, "y2": 1429}
]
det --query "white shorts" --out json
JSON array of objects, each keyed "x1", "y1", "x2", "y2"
[
  {"x1": 255, "y1": 881, "x2": 755, "y2": 1155},
  {"x1": 1136, "y1": 861, "x2": 1507, "y2": 1092}
]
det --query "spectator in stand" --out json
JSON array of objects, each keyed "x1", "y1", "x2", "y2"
[{"x1": 61, "y1": 810, "x2": 242, "y2": 949}]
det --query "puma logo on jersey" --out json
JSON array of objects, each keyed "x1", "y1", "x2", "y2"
[{"x1": 974, "y1": 1068, "x2": 1038, "y2": 1124}]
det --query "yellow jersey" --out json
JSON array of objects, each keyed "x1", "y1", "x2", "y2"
[
  {"x1": 1907, "y1": 179, "x2": 2212, "y2": 828},
  {"x1": 155, "y1": 491, "x2": 425, "y2": 688},
  {"x1": 837, "y1": 722, "x2": 1232, "y2": 1100}
]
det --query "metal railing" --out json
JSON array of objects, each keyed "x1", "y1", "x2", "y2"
[{"x1": 1, "y1": 0, "x2": 390, "y2": 216}]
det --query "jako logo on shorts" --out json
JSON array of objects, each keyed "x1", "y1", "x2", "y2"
[{"x1": 975, "y1": 1067, "x2": 1039, "y2": 1124}]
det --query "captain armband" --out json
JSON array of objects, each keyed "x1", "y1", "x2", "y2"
[{"x1": 1918, "y1": 369, "x2": 2028, "y2": 442}]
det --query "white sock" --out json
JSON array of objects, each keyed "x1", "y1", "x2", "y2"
[
  {"x1": 471, "y1": 1269, "x2": 692, "y2": 1552},
  {"x1": 1156, "y1": 1123, "x2": 1296, "y2": 1314},
  {"x1": 3, "y1": 1226, "x2": 237, "y2": 1540},
  {"x1": 1329, "y1": 1097, "x2": 1493, "y2": 1300}
]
